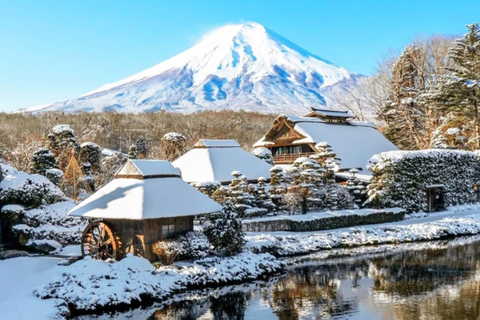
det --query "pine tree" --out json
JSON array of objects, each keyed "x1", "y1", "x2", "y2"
[
  {"x1": 79, "y1": 142, "x2": 101, "y2": 173},
  {"x1": 30, "y1": 147, "x2": 58, "y2": 175},
  {"x1": 128, "y1": 145, "x2": 138, "y2": 159},
  {"x1": 203, "y1": 201, "x2": 245, "y2": 256},
  {"x1": 436, "y1": 23, "x2": 480, "y2": 148},
  {"x1": 251, "y1": 147, "x2": 274, "y2": 165},
  {"x1": 46, "y1": 124, "x2": 80, "y2": 170},
  {"x1": 135, "y1": 136, "x2": 148, "y2": 158}
]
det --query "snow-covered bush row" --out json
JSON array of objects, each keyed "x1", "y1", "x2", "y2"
[
  {"x1": 367, "y1": 149, "x2": 480, "y2": 211},
  {"x1": 247, "y1": 208, "x2": 480, "y2": 256},
  {"x1": 35, "y1": 252, "x2": 284, "y2": 312}
]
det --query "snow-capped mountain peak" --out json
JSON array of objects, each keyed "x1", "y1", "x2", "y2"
[{"x1": 29, "y1": 22, "x2": 361, "y2": 114}]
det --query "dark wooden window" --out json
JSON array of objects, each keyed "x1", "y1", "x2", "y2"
[
  {"x1": 271, "y1": 144, "x2": 312, "y2": 155},
  {"x1": 162, "y1": 224, "x2": 176, "y2": 239}
]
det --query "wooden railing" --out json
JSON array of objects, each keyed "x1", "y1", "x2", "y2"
[{"x1": 273, "y1": 152, "x2": 315, "y2": 164}]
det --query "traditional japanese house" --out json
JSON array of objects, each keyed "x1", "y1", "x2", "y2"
[
  {"x1": 253, "y1": 108, "x2": 398, "y2": 174},
  {"x1": 172, "y1": 139, "x2": 272, "y2": 184},
  {"x1": 68, "y1": 159, "x2": 222, "y2": 261}
]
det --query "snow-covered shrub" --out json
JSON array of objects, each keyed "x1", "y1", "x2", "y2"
[
  {"x1": 152, "y1": 231, "x2": 212, "y2": 264},
  {"x1": 0, "y1": 163, "x2": 66, "y2": 208},
  {"x1": 29, "y1": 147, "x2": 59, "y2": 176},
  {"x1": 367, "y1": 149, "x2": 480, "y2": 211},
  {"x1": 45, "y1": 168, "x2": 63, "y2": 186},
  {"x1": 46, "y1": 124, "x2": 80, "y2": 169},
  {"x1": 192, "y1": 181, "x2": 221, "y2": 197},
  {"x1": 204, "y1": 202, "x2": 246, "y2": 256},
  {"x1": 328, "y1": 184, "x2": 354, "y2": 210},
  {"x1": 159, "y1": 132, "x2": 187, "y2": 161},
  {"x1": 251, "y1": 147, "x2": 274, "y2": 165},
  {"x1": 79, "y1": 142, "x2": 101, "y2": 172},
  {"x1": 12, "y1": 200, "x2": 86, "y2": 245}
]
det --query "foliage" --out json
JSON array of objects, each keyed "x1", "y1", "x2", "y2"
[
  {"x1": 367, "y1": 149, "x2": 480, "y2": 212},
  {"x1": 152, "y1": 231, "x2": 212, "y2": 264},
  {"x1": 29, "y1": 147, "x2": 58, "y2": 176},
  {"x1": 203, "y1": 202, "x2": 246, "y2": 256},
  {"x1": 251, "y1": 147, "x2": 274, "y2": 165}
]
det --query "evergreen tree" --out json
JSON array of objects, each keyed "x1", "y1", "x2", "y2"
[
  {"x1": 30, "y1": 147, "x2": 58, "y2": 175},
  {"x1": 135, "y1": 135, "x2": 148, "y2": 158},
  {"x1": 46, "y1": 124, "x2": 80, "y2": 170},
  {"x1": 79, "y1": 142, "x2": 101, "y2": 172},
  {"x1": 128, "y1": 145, "x2": 138, "y2": 159},
  {"x1": 436, "y1": 23, "x2": 480, "y2": 148},
  {"x1": 203, "y1": 201, "x2": 245, "y2": 256}
]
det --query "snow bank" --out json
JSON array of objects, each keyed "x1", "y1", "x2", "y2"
[
  {"x1": 247, "y1": 205, "x2": 480, "y2": 256},
  {"x1": 35, "y1": 252, "x2": 284, "y2": 313}
]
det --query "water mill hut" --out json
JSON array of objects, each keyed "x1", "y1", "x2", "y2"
[{"x1": 68, "y1": 159, "x2": 222, "y2": 261}]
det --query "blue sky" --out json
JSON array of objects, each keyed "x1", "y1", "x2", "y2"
[{"x1": 0, "y1": 1, "x2": 478, "y2": 112}]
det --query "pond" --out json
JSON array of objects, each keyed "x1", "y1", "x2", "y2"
[{"x1": 76, "y1": 236, "x2": 480, "y2": 320}]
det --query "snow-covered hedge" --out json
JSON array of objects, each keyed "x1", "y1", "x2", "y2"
[
  {"x1": 35, "y1": 252, "x2": 284, "y2": 312},
  {"x1": 367, "y1": 149, "x2": 480, "y2": 211},
  {"x1": 152, "y1": 231, "x2": 211, "y2": 263},
  {"x1": 244, "y1": 209, "x2": 405, "y2": 232}
]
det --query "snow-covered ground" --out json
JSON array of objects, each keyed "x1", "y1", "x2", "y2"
[
  {"x1": 0, "y1": 252, "x2": 284, "y2": 320},
  {"x1": 246, "y1": 203, "x2": 480, "y2": 255},
  {"x1": 4, "y1": 204, "x2": 480, "y2": 319}
]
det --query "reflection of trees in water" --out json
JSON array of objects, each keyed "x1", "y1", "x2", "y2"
[
  {"x1": 151, "y1": 291, "x2": 251, "y2": 320},
  {"x1": 391, "y1": 273, "x2": 480, "y2": 320},
  {"x1": 266, "y1": 266, "x2": 360, "y2": 319},
  {"x1": 369, "y1": 242, "x2": 480, "y2": 297},
  {"x1": 151, "y1": 239, "x2": 480, "y2": 320}
]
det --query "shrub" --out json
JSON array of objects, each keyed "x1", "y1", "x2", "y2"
[{"x1": 203, "y1": 202, "x2": 246, "y2": 256}]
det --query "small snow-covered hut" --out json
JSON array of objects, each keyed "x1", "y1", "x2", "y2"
[
  {"x1": 172, "y1": 139, "x2": 272, "y2": 184},
  {"x1": 253, "y1": 109, "x2": 398, "y2": 173},
  {"x1": 69, "y1": 159, "x2": 222, "y2": 261}
]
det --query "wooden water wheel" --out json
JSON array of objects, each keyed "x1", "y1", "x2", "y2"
[{"x1": 81, "y1": 221, "x2": 122, "y2": 260}]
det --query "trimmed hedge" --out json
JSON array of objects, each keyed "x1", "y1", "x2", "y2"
[
  {"x1": 367, "y1": 149, "x2": 480, "y2": 212},
  {"x1": 243, "y1": 209, "x2": 405, "y2": 232}
]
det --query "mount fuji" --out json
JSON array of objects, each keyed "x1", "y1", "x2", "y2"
[{"x1": 30, "y1": 22, "x2": 362, "y2": 114}]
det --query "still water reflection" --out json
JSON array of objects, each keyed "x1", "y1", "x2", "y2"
[{"x1": 78, "y1": 236, "x2": 480, "y2": 320}]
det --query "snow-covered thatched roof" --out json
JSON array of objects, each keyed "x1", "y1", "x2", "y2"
[
  {"x1": 173, "y1": 139, "x2": 272, "y2": 183},
  {"x1": 193, "y1": 139, "x2": 240, "y2": 148},
  {"x1": 115, "y1": 159, "x2": 181, "y2": 178},
  {"x1": 254, "y1": 115, "x2": 398, "y2": 173},
  {"x1": 69, "y1": 160, "x2": 222, "y2": 220}
]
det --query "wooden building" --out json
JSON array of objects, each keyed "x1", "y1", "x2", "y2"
[
  {"x1": 68, "y1": 160, "x2": 222, "y2": 261},
  {"x1": 253, "y1": 108, "x2": 398, "y2": 173}
]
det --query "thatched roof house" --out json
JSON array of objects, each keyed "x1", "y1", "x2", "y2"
[
  {"x1": 253, "y1": 109, "x2": 398, "y2": 173},
  {"x1": 172, "y1": 139, "x2": 272, "y2": 184}
]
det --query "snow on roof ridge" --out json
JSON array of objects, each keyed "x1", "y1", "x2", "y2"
[
  {"x1": 194, "y1": 139, "x2": 241, "y2": 148},
  {"x1": 116, "y1": 159, "x2": 181, "y2": 178}
]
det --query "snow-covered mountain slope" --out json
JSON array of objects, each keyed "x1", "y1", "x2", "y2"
[{"x1": 31, "y1": 22, "x2": 362, "y2": 115}]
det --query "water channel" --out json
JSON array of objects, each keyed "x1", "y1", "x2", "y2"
[{"x1": 76, "y1": 235, "x2": 480, "y2": 320}]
